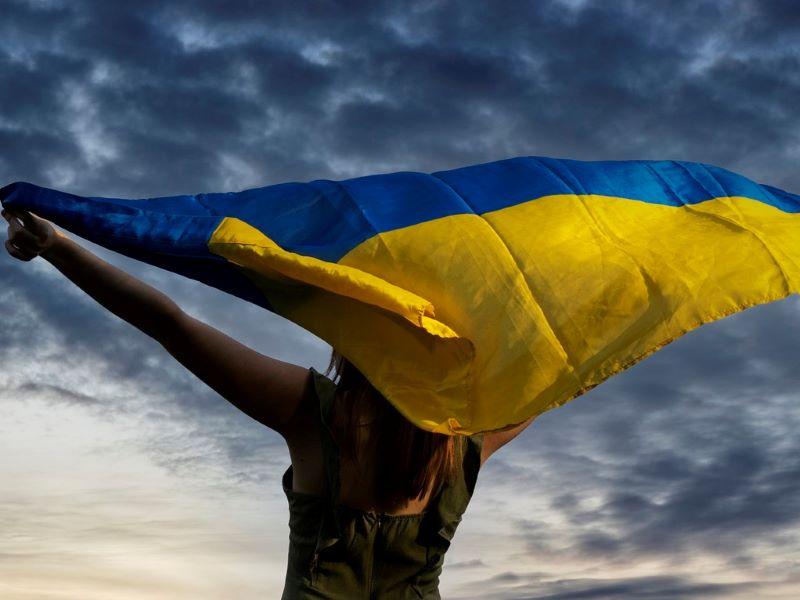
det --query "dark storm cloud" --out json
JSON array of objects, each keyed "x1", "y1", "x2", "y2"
[
  {"x1": 495, "y1": 299, "x2": 800, "y2": 589},
  {"x1": 1, "y1": 1, "x2": 799, "y2": 598},
  {"x1": 12, "y1": 380, "x2": 103, "y2": 406},
  {"x1": 2, "y1": 0, "x2": 798, "y2": 194}
]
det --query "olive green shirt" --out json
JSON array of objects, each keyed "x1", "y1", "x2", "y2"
[{"x1": 281, "y1": 367, "x2": 483, "y2": 599}]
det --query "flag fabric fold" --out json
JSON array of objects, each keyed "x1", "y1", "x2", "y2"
[{"x1": 2, "y1": 156, "x2": 798, "y2": 435}]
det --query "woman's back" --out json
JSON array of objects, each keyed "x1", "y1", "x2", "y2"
[{"x1": 281, "y1": 367, "x2": 483, "y2": 599}]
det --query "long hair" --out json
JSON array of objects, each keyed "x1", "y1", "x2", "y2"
[{"x1": 325, "y1": 349, "x2": 462, "y2": 512}]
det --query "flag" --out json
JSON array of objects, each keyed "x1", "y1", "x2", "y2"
[{"x1": 3, "y1": 156, "x2": 798, "y2": 435}]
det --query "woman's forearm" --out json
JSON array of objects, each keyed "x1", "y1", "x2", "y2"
[{"x1": 41, "y1": 234, "x2": 182, "y2": 339}]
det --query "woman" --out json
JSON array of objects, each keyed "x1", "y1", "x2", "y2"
[{"x1": 2, "y1": 206, "x2": 536, "y2": 598}]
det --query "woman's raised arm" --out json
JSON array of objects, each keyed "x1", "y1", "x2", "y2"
[
  {"x1": 157, "y1": 311, "x2": 314, "y2": 434},
  {"x1": 2, "y1": 207, "x2": 314, "y2": 437}
]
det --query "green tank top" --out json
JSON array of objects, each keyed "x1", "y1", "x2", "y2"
[{"x1": 280, "y1": 367, "x2": 483, "y2": 599}]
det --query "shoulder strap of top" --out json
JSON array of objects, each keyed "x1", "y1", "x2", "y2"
[
  {"x1": 309, "y1": 367, "x2": 341, "y2": 506},
  {"x1": 308, "y1": 367, "x2": 345, "y2": 557}
]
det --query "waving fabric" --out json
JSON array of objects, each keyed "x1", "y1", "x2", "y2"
[{"x1": 2, "y1": 156, "x2": 798, "y2": 435}]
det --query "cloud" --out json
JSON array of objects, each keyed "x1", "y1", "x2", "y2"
[{"x1": 504, "y1": 574, "x2": 756, "y2": 600}]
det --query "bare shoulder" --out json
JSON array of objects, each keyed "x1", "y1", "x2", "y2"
[{"x1": 479, "y1": 414, "x2": 537, "y2": 466}]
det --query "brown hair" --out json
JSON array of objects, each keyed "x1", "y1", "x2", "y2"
[{"x1": 325, "y1": 349, "x2": 462, "y2": 512}]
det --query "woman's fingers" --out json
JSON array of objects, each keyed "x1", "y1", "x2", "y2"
[
  {"x1": 4, "y1": 238, "x2": 35, "y2": 261},
  {"x1": 15, "y1": 209, "x2": 48, "y2": 239},
  {"x1": 3, "y1": 207, "x2": 32, "y2": 227},
  {"x1": 5, "y1": 211, "x2": 30, "y2": 236},
  {"x1": 12, "y1": 230, "x2": 41, "y2": 254},
  {"x1": 1, "y1": 207, "x2": 16, "y2": 225},
  {"x1": 1, "y1": 208, "x2": 28, "y2": 238},
  {"x1": 4, "y1": 209, "x2": 38, "y2": 245},
  {"x1": 2, "y1": 207, "x2": 52, "y2": 259}
]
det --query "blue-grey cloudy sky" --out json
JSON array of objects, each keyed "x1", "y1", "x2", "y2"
[{"x1": 1, "y1": 1, "x2": 799, "y2": 598}]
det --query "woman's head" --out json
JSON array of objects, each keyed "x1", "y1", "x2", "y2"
[{"x1": 325, "y1": 349, "x2": 462, "y2": 511}]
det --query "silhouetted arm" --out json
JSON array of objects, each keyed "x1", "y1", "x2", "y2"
[
  {"x1": 157, "y1": 311, "x2": 314, "y2": 434},
  {"x1": 3, "y1": 207, "x2": 313, "y2": 436}
]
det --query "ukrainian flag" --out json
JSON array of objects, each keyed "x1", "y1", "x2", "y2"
[{"x1": 2, "y1": 157, "x2": 798, "y2": 435}]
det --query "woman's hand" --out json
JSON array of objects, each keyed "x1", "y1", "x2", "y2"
[{"x1": 1, "y1": 207, "x2": 65, "y2": 261}]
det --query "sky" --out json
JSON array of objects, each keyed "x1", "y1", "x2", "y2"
[{"x1": 1, "y1": 0, "x2": 799, "y2": 598}]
